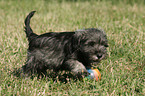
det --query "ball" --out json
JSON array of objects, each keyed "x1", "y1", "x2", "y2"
[{"x1": 86, "y1": 68, "x2": 101, "y2": 81}]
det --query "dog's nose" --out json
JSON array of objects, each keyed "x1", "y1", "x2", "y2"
[
  {"x1": 92, "y1": 55, "x2": 98, "y2": 61},
  {"x1": 97, "y1": 53, "x2": 102, "y2": 59}
]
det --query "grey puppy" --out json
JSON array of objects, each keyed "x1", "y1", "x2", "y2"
[{"x1": 22, "y1": 11, "x2": 108, "y2": 78}]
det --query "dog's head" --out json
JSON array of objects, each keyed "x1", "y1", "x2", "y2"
[{"x1": 74, "y1": 28, "x2": 108, "y2": 67}]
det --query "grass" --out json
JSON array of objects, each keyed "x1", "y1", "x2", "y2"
[{"x1": 0, "y1": 0, "x2": 144, "y2": 95}]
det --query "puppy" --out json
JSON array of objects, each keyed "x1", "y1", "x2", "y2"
[{"x1": 22, "y1": 11, "x2": 108, "y2": 78}]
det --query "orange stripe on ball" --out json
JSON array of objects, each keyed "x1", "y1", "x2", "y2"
[
  {"x1": 92, "y1": 70, "x2": 98, "y2": 81},
  {"x1": 94, "y1": 69, "x2": 101, "y2": 80}
]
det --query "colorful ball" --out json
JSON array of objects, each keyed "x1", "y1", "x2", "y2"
[{"x1": 86, "y1": 68, "x2": 101, "y2": 81}]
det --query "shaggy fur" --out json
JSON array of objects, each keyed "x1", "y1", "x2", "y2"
[{"x1": 22, "y1": 11, "x2": 108, "y2": 78}]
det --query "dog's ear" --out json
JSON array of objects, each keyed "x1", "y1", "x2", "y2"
[
  {"x1": 71, "y1": 29, "x2": 88, "y2": 52},
  {"x1": 70, "y1": 30, "x2": 86, "y2": 51}
]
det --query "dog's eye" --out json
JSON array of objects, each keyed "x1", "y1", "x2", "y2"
[
  {"x1": 88, "y1": 41, "x2": 96, "y2": 46},
  {"x1": 104, "y1": 44, "x2": 109, "y2": 47}
]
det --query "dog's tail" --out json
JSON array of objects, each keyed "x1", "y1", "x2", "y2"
[{"x1": 24, "y1": 11, "x2": 37, "y2": 41}]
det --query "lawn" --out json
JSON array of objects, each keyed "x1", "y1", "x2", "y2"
[{"x1": 0, "y1": 0, "x2": 144, "y2": 95}]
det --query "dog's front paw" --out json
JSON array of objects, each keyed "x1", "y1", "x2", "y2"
[{"x1": 64, "y1": 59, "x2": 89, "y2": 78}]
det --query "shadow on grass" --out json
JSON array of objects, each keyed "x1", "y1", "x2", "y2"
[{"x1": 12, "y1": 68, "x2": 82, "y2": 83}]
